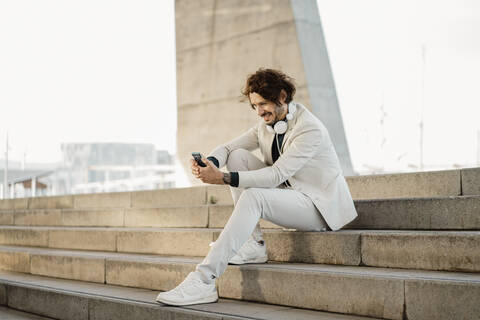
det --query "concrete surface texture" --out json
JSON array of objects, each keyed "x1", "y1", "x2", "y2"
[
  {"x1": 0, "y1": 227, "x2": 479, "y2": 272},
  {"x1": 0, "y1": 271, "x2": 380, "y2": 320},
  {"x1": 0, "y1": 167, "x2": 479, "y2": 319},
  {"x1": 175, "y1": 0, "x2": 354, "y2": 183},
  {"x1": 0, "y1": 250, "x2": 479, "y2": 319},
  {"x1": 0, "y1": 306, "x2": 54, "y2": 320}
]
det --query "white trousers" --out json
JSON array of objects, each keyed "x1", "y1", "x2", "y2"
[{"x1": 195, "y1": 149, "x2": 328, "y2": 283}]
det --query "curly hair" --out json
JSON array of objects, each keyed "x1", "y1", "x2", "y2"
[{"x1": 242, "y1": 68, "x2": 296, "y2": 109}]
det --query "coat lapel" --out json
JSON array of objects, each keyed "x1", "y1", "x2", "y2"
[
  {"x1": 260, "y1": 125, "x2": 275, "y2": 165},
  {"x1": 281, "y1": 105, "x2": 300, "y2": 152},
  {"x1": 281, "y1": 126, "x2": 294, "y2": 153}
]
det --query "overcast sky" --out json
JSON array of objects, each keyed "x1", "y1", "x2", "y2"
[
  {"x1": 0, "y1": 0, "x2": 176, "y2": 164},
  {"x1": 318, "y1": 0, "x2": 480, "y2": 172},
  {"x1": 1, "y1": 0, "x2": 479, "y2": 174}
]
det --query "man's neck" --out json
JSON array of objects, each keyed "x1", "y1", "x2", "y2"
[{"x1": 277, "y1": 104, "x2": 288, "y2": 120}]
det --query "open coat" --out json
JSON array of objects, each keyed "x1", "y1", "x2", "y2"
[{"x1": 208, "y1": 102, "x2": 357, "y2": 231}]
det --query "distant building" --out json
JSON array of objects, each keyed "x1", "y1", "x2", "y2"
[
  {"x1": 156, "y1": 150, "x2": 174, "y2": 165},
  {"x1": 55, "y1": 143, "x2": 175, "y2": 194},
  {"x1": 1, "y1": 143, "x2": 176, "y2": 198},
  {"x1": 0, "y1": 169, "x2": 53, "y2": 199}
]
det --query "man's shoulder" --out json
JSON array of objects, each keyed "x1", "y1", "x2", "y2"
[
  {"x1": 295, "y1": 103, "x2": 326, "y2": 131},
  {"x1": 293, "y1": 103, "x2": 333, "y2": 146}
]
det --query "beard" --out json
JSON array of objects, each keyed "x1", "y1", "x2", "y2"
[{"x1": 265, "y1": 105, "x2": 287, "y2": 126}]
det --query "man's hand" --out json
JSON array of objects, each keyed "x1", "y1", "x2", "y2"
[{"x1": 190, "y1": 158, "x2": 224, "y2": 185}]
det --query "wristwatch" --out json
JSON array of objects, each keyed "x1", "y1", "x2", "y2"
[{"x1": 222, "y1": 172, "x2": 231, "y2": 185}]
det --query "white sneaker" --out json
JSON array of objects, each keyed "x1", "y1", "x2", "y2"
[
  {"x1": 155, "y1": 272, "x2": 218, "y2": 306},
  {"x1": 229, "y1": 238, "x2": 268, "y2": 265}
]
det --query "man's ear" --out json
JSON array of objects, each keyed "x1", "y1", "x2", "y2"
[{"x1": 279, "y1": 89, "x2": 287, "y2": 105}]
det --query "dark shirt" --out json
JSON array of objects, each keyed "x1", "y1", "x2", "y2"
[
  {"x1": 271, "y1": 133, "x2": 285, "y2": 163},
  {"x1": 271, "y1": 133, "x2": 291, "y2": 187}
]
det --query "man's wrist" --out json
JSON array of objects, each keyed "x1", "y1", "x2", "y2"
[
  {"x1": 222, "y1": 172, "x2": 239, "y2": 187},
  {"x1": 222, "y1": 172, "x2": 231, "y2": 185}
]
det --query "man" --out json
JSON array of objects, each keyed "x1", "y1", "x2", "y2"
[{"x1": 156, "y1": 68, "x2": 357, "y2": 306}]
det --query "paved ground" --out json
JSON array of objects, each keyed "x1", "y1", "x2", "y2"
[{"x1": 0, "y1": 306, "x2": 53, "y2": 320}]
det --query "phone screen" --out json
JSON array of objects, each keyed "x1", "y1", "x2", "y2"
[{"x1": 192, "y1": 152, "x2": 207, "y2": 167}]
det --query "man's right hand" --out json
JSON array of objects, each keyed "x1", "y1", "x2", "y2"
[
  {"x1": 191, "y1": 158, "x2": 225, "y2": 184},
  {"x1": 190, "y1": 159, "x2": 201, "y2": 179}
]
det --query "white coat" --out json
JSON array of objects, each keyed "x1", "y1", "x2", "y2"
[{"x1": 208, "y1": 102, "x2": 357, "y2": 231}]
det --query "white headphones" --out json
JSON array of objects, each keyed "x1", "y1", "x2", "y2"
[{"x1": 266, "y1": 101, "x2": 297, "y2": 134}]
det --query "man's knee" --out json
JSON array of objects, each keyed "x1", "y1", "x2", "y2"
[
  {"x1": 237, "y1": 188, "x2": 265, "y2": 207},
  {"x1": 226, "y1": 149, "x2": 251, "y2": 171}
]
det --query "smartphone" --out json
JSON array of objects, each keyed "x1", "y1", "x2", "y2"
[{"x1": 192, "y1": 152, "x2": 207, "y2": 167}]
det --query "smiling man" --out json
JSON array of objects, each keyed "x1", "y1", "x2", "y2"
[{"x1": 156, "y1": 68, "x2": 358, "y2": 306}]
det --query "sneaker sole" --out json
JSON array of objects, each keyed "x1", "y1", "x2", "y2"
[
  {"x1": 155, "y1": 292, "x2": 218, "y2": 306},
  {"x1": 228, "y1": 256, "x2": 268, "y2": 265}
]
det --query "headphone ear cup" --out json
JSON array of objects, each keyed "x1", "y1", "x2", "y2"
[
  {"x1": 274, "y1": 120, "x2": 288, "y2": 134},
  {"x1": 288, "y1": 102, "x2": 297, "y2": 114}
]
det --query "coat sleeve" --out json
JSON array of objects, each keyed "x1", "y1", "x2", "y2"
[
  {"x1": 238, "y1": 126, "x2": 322, "y2": 188},
  {"x1": 207, "y1": 124, "x2": 260, "y2": 169}
]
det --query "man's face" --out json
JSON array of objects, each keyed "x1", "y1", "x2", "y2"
[{"x1": 249, "y1": 92, "x2": 285, "y2": 126}]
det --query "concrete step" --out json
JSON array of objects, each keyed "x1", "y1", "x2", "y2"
[
  {"x1": 0, "y1": 167, "x2": 479, "y2": 213},
  {"x1": 0, "y1": 270, "x2": 380, "y2": 320},
  {"x1": 349, "y1": 195, "x2": 480, "y2": 229},
  {"x1": 0, "y1": 251, "x2": 479, "y2": 320},
  {"x1": 210, "y1": 196, "x2": 480, "y2": 230},
  {"x1": 0, "y1": 226, "x2": 216, "y2": 256},
  {"x1": 5, "y1": 195, "x2": 478, "y2": 230},
  {"x1": 0, "y1": 187, "x2": 208, "y2": 211},
  {"x1": 207, "y1": 167, "x2": 480, "y2": 203},
  {"x1": 0, "y1": 205, "x2": 282, "y2": 229},
  {"x1": 0, "y1": 306, "x2": 54, "y2": 320},
  {"x1": 0, "y1": 227, "x2": 478, "y2": 272},
  {"x1": 348, "y1": 167, "x2": 480, "y2": 199},
  {"x1": 346, "y1": 169, "x2": 463, "y2": 200},
  {"x1": 0, "y1": 206, "x2": 209, "y2": 228}
]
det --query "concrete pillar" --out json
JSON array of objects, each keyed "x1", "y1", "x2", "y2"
[
  {"x1": 290, "y1": 1, "x2": 354, "y2": 175},
  {"x1": 175, "y1": 0, "x2": 354, "y2": 184},
  {"x1": 477, "y1": 130, "x2": 480, "y2": 166}
]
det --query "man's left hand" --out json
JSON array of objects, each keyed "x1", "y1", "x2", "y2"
[{"x1": 193, "y1": 158, "x2": 224, "y2": 185}]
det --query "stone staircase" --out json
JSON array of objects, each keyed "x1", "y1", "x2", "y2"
[{"x1": 0, "y1": 168, "x2": 479, "y2": 320}]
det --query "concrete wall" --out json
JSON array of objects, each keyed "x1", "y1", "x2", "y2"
[{"x1": 176, "y1": 0, "x2": 354, "y2": 183}]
